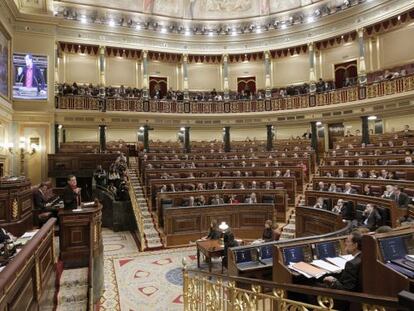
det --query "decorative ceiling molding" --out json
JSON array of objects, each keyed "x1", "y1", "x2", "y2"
[{"x1": 10, "y1": 0, "x2": 414, "y2": 54}]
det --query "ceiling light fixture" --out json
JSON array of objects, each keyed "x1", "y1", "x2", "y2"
[
  {"x1": 108, "y1": 19, "x2": 115, "y2": 27},
  {"x1": 368, "y1": 115, "x2": 377, "y2": 120}
]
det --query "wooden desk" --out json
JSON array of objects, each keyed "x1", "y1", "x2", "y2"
[
  {"x1": 0, "y1": 218, "x2": 56, "y2": 310},
  {"x1": 319, "y1": 165, "x2": 414, "y2": 181},
  {"x1": 196, "y1": 239, "x2": 224, "y2": 272},
  {"x1": 149, "y1": 176, "x2": 296, "y2": 208},
  {"x1": 144, "y1": 166, "x2": 306, "y2": 190},
  {"x1": 163, "y1": 203, "x2": 274, "y2": 246},
  {"x1": 295, "y1": 206, "x2": 345, "y2": 238},
  {"x1": 0, "y1": 177, "x2": 33, "y2": 236},
  {"x1": 362, "y1": 227, "x2": 414, "y2": 297},
  {"x1": 58, "y1": 203, "x2": 103, "y2": 268},
  {"x1": 159, "y1": 189, "x2": 286, "y2": 225},
  {"x1": 48, "y1": 153, "x2": 119, "y2": 178},
  {"x1": 305, "y1": 190, "x2": 403, "y2": 227}
]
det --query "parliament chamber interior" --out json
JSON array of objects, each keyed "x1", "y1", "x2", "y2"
[{"x1": 1, "y1": 0, "x2": 414, "y2": 310}]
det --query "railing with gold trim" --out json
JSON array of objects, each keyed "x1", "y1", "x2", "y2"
[
  {"x1": 182, "y1": 265, "x2": 406, "y2": 311},
  {"x1": 127, "y1": 159, "x2": 146, "y2": 251},
  {"x1": 55, "y1": 75, "x2": 414, "y2": 114}
]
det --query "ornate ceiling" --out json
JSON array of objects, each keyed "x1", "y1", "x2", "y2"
[
  {"x1": 7, "y1": 0, "x2": 414, "y2": 54},
  {"x1": 57, "y1": 0, "x2": 328, "y2": 21}
]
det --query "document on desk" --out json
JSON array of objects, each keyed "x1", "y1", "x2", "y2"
[
  {"x1": 289, "y1": 261, "x2": 327, "y2": 278},
  {"x1": 72, "y1": 208, "x2": 83, "y2": 212},
  {"x1": 340, "y1": 254, "x2": 354, "y2": 261},
  {"x1": 15, "y1": 230, "x2": 39, "y2": 246},
  {"x1": 311, "y1": 260, "x2": 342, "y2": 273},
  {"x1": 326, "y1": 257, "x2": 348, "y2": 270}
]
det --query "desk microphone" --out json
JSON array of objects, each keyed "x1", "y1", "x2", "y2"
[{"x1": 256, "y1": 248, "x2": 266, "y2": 265}]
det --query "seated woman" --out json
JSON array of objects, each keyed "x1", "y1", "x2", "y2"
[{"x1": 229, "y1": 194, "x2": 240, "y2": 204}]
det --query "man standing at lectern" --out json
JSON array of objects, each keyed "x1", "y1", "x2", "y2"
[{"x1": 63, "y1": 175, "x2": 81, "y2": 209}]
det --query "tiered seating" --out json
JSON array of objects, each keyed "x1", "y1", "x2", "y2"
[{"x1": 135, "y1": 140, "x2": 313, "y2": 246}]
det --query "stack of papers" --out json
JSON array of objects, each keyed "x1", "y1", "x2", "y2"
[
  {"x1": 311, "y1": 260, "x2": 342, "y2": 273},
  {"x1": 406, "y1": 255, "x2": 414, "y2": 261},
  {"x1": 15, "y1": 230, "x2": 39, "y2": 246},
  {"x1": 289, "y1": 262, "x2": 327, "y2": 278}
]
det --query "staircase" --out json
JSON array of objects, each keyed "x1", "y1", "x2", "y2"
[
  {"x1": 56, "y1": 268, "x2": 88, "y2": 311},
  {"x1": 128, "y1": 158, "x2": 163, "y2": 250},
  {"x1": 280, "y1": 211, "x2": 296, "y2": 240}
]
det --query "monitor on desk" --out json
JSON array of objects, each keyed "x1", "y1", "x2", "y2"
[
  {"x1": 235, "y1": 249, "x2": 253, "y2": 263},
  {"x1": 282, "y1": 246, "x2": 306, "y2": 264},
  {"x1": 379, "y1": 236, "x2": 408, "y2": 262},
  {"x1": 260, "y1": 244, "x2": 273, "y2": 260},
  {"x1": 314, "y1": 241, "x2": 339, "y2": 259}
]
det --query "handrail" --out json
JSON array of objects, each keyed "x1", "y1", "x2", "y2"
[
  {"x1": 55, "y1": 75, "x2": 414, "y2": 114},
  {"x1": 127, "y1": 179, "x2": 146, "y2": 251},
  {"x1": 182, "y1": 265, "x2": 406, "y2": 310},
  {"x1": 229, "y1": 217, "x2": 352, "y2": 254}
]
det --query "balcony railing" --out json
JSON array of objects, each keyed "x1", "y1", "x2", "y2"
[
  {"x1": 55, "y1": 75, "x2": 414, "y2": 114},
  {"x1": 182, "y1": 266, "x2": 406, "y2": 311}
]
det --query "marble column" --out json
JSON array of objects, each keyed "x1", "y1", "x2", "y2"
[
  {"x1": 54, "y1": 42, "x2": 59, "y2": 95},
  {"x1": 264, "y1": 51, "x2": 272, "y2": 98},
  {"x1": 98, "y1": 46, "x2": 106, "y2": 96},
  {"x1": 142, "y1": 50, "x2": 149, "y2": 99},
  {"x1": 99, "y1": 125, "x2": 106, "y2": 152},
  {"x1": 223, "y1": 127, "x2": 231, "y2": 152},
  {"x1": 184, "y1": 127, "x2": 191, "y2": 153},
  {"x1": 308, "y1": 42, "x2": 317, "y2": 93},
  {"x1": 54, "y1": 123, "x2": 60, "y2": 153},
  {"x1": 361, "y1": 116, "x2": 370, "y2": 145},
  {"x1": 223, "y1": 54, "x2": 229, "y2": 100},
  {"x1": 310, "y1": 122, "x2": 319, "y2": 162},
  {"x1": 266, "y1": 124, "x2": 274, "y2": 151},
  {"x1": 357, "y1": 28, "x2": 367, "y2": 85},
  {"x1": 183, "y1": 54, "x2": 189, "y2": 100},
  {"x1": 143, "y1": 125, "x2": 149, "y2": 151}
]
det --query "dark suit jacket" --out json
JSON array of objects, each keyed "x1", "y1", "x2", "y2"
[
  {"x1": 63, "y1": 185, "x2": 79, "y2": 210},
  {"x1": 343, "y1": 188, "x2": 356, "y2": 195},
  {"x1": 18, "y1": 64, "x2": 45, "y2": 90},
  {"x1": 395, "y1": 192, "x2": 411, "y2": 208},
  {"x1": 363, "y1": 210, "x2": 382, "y2": 231},
  {"x1": 332, "y1": 253, "x2": 361, "y2": 291},
  {"x1": 33, "y1": 189, "x2": 46, "y2": 209}
]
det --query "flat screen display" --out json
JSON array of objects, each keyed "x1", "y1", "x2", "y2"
[
  {"x1": 13, "y1": 53, "x2": 47, "y2": 100},
  {"x1": 283, "y1": 246, "x2": 305, "y2": 264},
  {"x1": 0, "y1": 27, "x2": 9, "y2": 99},
  {"x1": 314, "y1": 242, "x2": 338, "y2": 259},
  {"x1": 379, "y1": 236, "x2": 407, "y2": 262}
]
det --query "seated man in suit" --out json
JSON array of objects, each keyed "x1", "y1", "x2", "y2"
[
  {"x1": 33, "y1": 182, "x2": 57, "y2": 224},
  {"x1": 33, "y1": 182, "x2": 48, "y2": 209},
  {"x1": 343, "y1": 183, "x2": 356, "y2": 194},
  {"x1": 393, "y1": 186, "x2": 411, "y2": 209},
  {"x1": 245, "y1": 192, "x2": 257, "y2": 204},
  {"x1": 313, "y1": 197, "x2": 328, "y2": 210},
  {"x1": 317, "y1": 181, "x2": 325, "y2": 191},
  {"x1": 323, "y1": 231, "x2": 362, "y2": 292},
  {"x1": 361, "y1": 204, "x2": 382, "y2": 231},
  {"x1": 211, "y1": 194, "x2": 224, "y2": 205},
  {"x1": 63, "y1": 175, "x2": 81, "y2": 210}
]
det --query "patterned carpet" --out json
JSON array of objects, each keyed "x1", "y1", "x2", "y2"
[{"x1": 99, "y1": 229, "x2": 214, "y2": 311}]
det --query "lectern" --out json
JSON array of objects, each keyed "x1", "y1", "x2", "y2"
[{"x1": 59, "y1": 202, "x2": 103, "y2": 304}]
